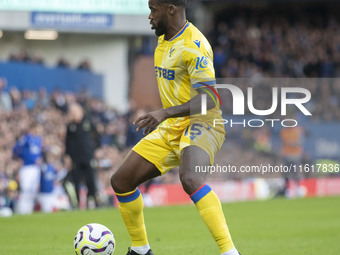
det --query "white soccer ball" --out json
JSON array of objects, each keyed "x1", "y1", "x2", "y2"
[{"x1": 74, "y1": 223, "x2": 115, "y2": 255}]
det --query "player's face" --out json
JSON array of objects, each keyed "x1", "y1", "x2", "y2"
[
  {"x1": 31, "y1": 124, "x2": 43, "y2": 136},
  {"x1": 148, "y1": 0, "x2": 168, "y2": 36}
]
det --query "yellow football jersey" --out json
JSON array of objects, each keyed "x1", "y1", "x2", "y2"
[{"x1": 154, "y1": 21, "x2": 223, "y2": 130}]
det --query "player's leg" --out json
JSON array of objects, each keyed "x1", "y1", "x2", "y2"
[
  {"x1": 111, "y1": 150, "x2": 160, "y2": 193},
  {"x1": 72, "y1": 166, "x2": 83, "y2": 206},
  {"x1": 63, "y1": 167, "x2": 79, "y2": 208},
  {"x1": 179, "y1": 146, "x2": 239, "y2": 255},
  {"x1": 82, "y1": 162, "x2": 100, "y2": 208},
  {"x1": 38, "y1": 192, "x2": 55, "y2": 213},
  {"x1": 111, "y1": 150, "x2": 160, "y2": 255},
  {"x1": 16, "y1": 165, "x2": 41, "y2": 214}
]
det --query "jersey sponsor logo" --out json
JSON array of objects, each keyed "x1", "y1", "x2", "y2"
[
  {"x1": 155, "y1": 66, "x2": 175, "y2": 81},
  {"x1": 193, "y1": 40, "x2": 201, "y2": 48},
  {"x1": 195, "y1": 56, "x2": 209, "y2": 70},
  {"x1": 169, "y1": 47, "x2": 175, "y2": 57}
]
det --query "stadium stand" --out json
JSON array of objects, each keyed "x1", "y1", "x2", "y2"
[{"x1": 204, "y1": 2, "x2": 340, "y2": 78}]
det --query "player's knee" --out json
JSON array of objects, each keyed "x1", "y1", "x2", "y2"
[
  {"x1": 110, "y1": 173, "x2": 121, "y2": 193},
  {"x1": 110, "y1": 170, "x2": 136, "y2": 194},
  {"x1": 180, "y1": 172, "x2": 202, "y2": 195}
]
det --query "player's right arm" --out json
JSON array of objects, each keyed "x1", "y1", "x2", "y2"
[
  {"x1": 134, "y1": 88, "x2": 216, "y2": 134},
  {"x1": 12, "y1": 135, "x2": 26, "y2": 158}
]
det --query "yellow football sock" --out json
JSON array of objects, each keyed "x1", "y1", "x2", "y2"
[
  {"x1": 115, "y1": 188, "x2": 148, "y2": 247},
  {"x1": 191, "y1": 184, "x2": 234, "y2": 253}
]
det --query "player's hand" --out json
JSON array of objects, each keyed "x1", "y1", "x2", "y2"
[{"x1": 134, "y1": 109, "x2": 168, "y2": 135}]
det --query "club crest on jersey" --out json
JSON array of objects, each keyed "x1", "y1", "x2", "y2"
[
  {"x1": 169, "y1": 47, "x2": 175, "y2": 57},
  {"x1": 195, "y1": 56, "x2": 209, "y2": 70}
]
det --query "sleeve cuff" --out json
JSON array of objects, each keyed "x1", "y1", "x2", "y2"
[{"x1": 192, "y1": 80, "x2": 216, "y2": 89}]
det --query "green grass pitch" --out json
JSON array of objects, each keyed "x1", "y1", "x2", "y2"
[{"x1": 1, "y1": 196, "x2": 339, "y2": 255}]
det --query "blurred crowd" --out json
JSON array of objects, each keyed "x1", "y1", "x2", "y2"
[
  {"x1": 0, "y1": 76, "x2": 167, "y2": 215},
  {"x1": 7, "y1": 49, "x2": 92, "y2": 71},
  {"x1": 206, "y1": 8, "x2": 340, "y2": 78},
  {"x1": 202, "y1": 6, "x2": 340, "y2": 183},
  {"x1": 218, "y1": 79, "x2": 340, "y2": 122}
]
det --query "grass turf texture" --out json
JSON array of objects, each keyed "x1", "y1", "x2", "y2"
[{"x1": 1, "y1": 196, "x2": 339, "y2": 255}]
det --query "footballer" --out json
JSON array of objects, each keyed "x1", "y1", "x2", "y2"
[{"x1": 111, "y1": 0, "x2": 240, "y2": 254}]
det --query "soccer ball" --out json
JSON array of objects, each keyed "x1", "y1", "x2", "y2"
[{"x1": 74, "y1": 223, "x2": 115, "y2": 255}]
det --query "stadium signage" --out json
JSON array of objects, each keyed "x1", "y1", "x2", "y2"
[
  {"x1": 200, "y1": 84, "x2": 312, "y2": 128},
  {"x1": 31, "y1": 12, "x2": 113, "y2": 29},
  {"x1": 0, "y1": 0, "x2": 149, "y2": 15}
]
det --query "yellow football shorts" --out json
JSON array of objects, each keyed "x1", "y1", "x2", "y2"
[{"x1": 133, "y1": 121, "x2": 226, "y2": 174}]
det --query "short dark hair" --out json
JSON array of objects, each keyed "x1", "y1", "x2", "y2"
[{"x1": 157, "y1": 0, "x2": 187, "y2": 8}]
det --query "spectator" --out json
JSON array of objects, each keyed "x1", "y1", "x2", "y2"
[
  {"x1": 78, "y1": 58, "x2": 92, "y2": 71},
  {"x1": 279, "y1": 125, "x2": 305, "y2": 198},
  {"x1": 9, "y1": 87, "x2": 21, "y2": 109},
  {"x1": 0, "y1": 77, "x2": 12, "y2": 112},
  {"x1": 0, "y1": 178, "x2": 13, "y2": 217},
  {"x1": 56, "y1": 57, "x2": 71, "y2": 68},
  {"x1": 36, "y1": 87, "x2": 50, "y2": 109},
  {"x1": 51, "y1": 89, "x2": 68, "y2": 113},
  {"x1": 125, "y1": 109, "x2": 147, "y2": 148}
]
